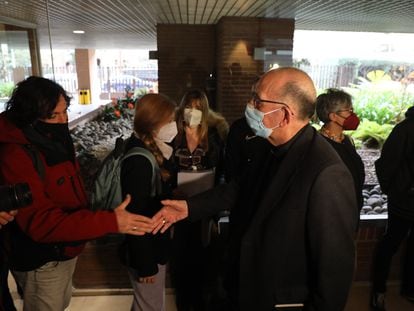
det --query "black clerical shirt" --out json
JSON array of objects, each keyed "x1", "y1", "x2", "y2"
[{"x1": 226, "y1": 126, "x2": 307, "y2": 301}]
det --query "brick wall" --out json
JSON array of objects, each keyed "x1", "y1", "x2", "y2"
[
  {"x1": 216, "y1": 17, "x2": 294, "y2": 124},
  {"x1": 157, "y1": 24, "x2": 216, "y2": 106},
  {"x1": 355, "y1": 220, "x2": 405, "y2": 282},
  {"x1": 157, "y1": 18, "x2": 294, "y2": 123}
]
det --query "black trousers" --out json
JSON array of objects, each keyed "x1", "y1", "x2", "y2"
[
  {"x1": 170, "y1": 220, "x2": 208, "y2": 311},
  {"x1": 171, "y1": 219, "x2": 230, "y2": 311},
  {"x1": 372, "y1": 212, "x2": 414, "y2": 294}
]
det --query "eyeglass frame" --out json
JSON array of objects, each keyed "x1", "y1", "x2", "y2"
[
  {"x1": 251, "y1": 92, "x2": 288, "y2": 107},
  {"x1": 335, "y1": 108, "x2": 354, "y2": 117},
  {"x1": 336, "y1": 107, "x2": 354, "y2": 113},
  {"x1": 250, "y1": 92, "x2": 292, "y2": 113}
]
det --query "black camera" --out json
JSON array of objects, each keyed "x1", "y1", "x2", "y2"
[{"x1": 0, "y1": 183, "x2": 32, "y2": 212}]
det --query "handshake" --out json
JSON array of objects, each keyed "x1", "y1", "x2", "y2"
[
  {"x1": 0, "y1": 190, "x2": 188, "y2": 235},
  {"x1": 117, "y1": 196, "x2": 188, "y2": 236}
]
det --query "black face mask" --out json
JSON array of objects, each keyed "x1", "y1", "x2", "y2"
[
  {"x1": 30, "y1": 121, "x2": 75, "y2": 164},
  {"x1": 34, "y1": 121, "x2": 71, "y2": 143}
]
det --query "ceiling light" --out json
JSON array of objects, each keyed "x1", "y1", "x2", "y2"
[{"x1": 73, "y1": 30, "x2": 85, "y2": 34}]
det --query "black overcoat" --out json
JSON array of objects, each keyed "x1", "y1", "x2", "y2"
[
  {"x1": 375, "y1": 106, "x2": 414, "y2": 220},
  {"x1": 188, "y1": 125, "x2": 357, "y2": 310}
]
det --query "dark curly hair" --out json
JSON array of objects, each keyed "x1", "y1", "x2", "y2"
[{"x1": 5, "y1": 76, "x2": 71, "y2": 128}]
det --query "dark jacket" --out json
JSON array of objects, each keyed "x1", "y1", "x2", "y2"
[
  {"x1": 224, "y1": 117, "x2": 271, "y2": 183},
  {"x1": 0, "y1": 112, "x2": 119, "y2": 271},
  {"x1": 323, "y1": 135, "x2": 365, "y2": 216},
  {"x1": 174, "y1": 126, "x2": 225, "y2": 184},
  {"x1": 188, "y1": 125, "x2": 357, "y2": 311},
  {"x1": 375, "y1": 106, "x2": 414, "y2": 220},
  {"x1": 119, "y1": 135, "x2": 175, "y2": 277}
]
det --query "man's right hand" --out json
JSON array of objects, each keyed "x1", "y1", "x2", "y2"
[
  {"x1": 114, "y1": 195, "x2": 155, "y2": 235},
  {"x1": 0, "y1": 210, "x2": 17, "y2": 229},
  {"x1": 152, "y1": 199, "x2": 189, "y2": 234}
]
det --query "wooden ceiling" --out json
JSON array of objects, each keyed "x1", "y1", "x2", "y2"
[{"x1": 1, "y1": 0, "x2": 413, "y2": 49}]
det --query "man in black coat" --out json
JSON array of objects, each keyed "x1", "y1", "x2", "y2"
[
  {"x1": 224, "y1": 116, "x2": 271, "y2": 183},
  {"x1": 154, "y1": 67, "x2": 358, "y2": 310},
  {"x1": 372, "y1": 105, "x2": 414, "y2": 310}
]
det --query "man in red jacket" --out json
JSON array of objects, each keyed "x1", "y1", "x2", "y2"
[{"x1": 0, "y1": 76, "x2": 155, "y2": 311}]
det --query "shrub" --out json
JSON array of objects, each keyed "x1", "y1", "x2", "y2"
[
  {"x1": 0, "y1": 82, "x2": 15, "y2": 98},
  {"x1": 348, "y1": 119, "x2": 393, "y2": 148},
  {"x1": 345, "y1": 78, "x2": 414, "y2": 125},
  {"x1": 100, "y1": 87, "x2": 137, "y2": 121}
]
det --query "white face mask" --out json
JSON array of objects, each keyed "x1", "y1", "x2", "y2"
[
  {"x1": 184, "y1": 108, "x2": 203, "y2": 128},
  {"x1": 156, "y1": 121, "x2": 178, "y2": 143}
]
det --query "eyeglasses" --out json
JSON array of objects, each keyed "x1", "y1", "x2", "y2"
[
  {"x1": 251, "y1": 92, "x2": 289, "y2": 110},
  {"x1": 337, "y1": 108, "x2": 354, "y2": 113}
]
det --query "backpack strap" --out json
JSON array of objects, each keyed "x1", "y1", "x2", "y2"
[
  {"x1": 21, "y1": 144, "x2": 45, "y2": 180},
  {"x1": 122, "y1": 147, "x2": 162, "y2": 197}
]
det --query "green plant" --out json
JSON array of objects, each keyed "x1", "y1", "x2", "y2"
[
  {"x1": 0, "y1": 82, "x2": 15, "y2": 98},
  {"x1": 345, "y1": 77, "x2": 414, "y2": 125},
  {"x1": 348, "y1": 119, "x2": 393, "y2": 148},
  {"x1": 133, "y1": 87, "x2": 149, "y2": 98},
  {"x1": 100, "y1": 86, "x2": 137, "y2": 121}
]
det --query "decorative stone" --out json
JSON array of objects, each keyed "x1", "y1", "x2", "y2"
[
  {"x1": 366, "y1": 197, "x2": 383, "y2": 207},
  {"x1": 362, "y1": 206, "x2": 373, "y2": 212},
  {"x1": 373, "y1": 206, "x2": 383, "y2": 213}
]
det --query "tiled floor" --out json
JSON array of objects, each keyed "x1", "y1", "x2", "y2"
[
  {"x1": 12, "y1": 295, "x2": 177, "y2": 311},
  {"x1": 344, "y1": 282, "x2": 414, "y2": 311},
  {"x1": 9, "y1": 276, "x2": 414, "y2": 311},
  {"x1": 9, "y1": 276, "x2": 177, "y2": 311}
]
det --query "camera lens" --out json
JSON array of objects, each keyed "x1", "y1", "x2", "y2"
[
  {"x1": 0, "y1": 183, "x2": 33, "y2": 212},
  {"x1": 13, "y1": 183, "x2": 32, "y2": 207}
]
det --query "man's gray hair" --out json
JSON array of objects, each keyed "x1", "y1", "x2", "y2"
[{"x1": 281, "y1": 81, "x2": 315, "y2": 120}]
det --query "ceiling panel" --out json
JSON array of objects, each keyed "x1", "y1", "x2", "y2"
[{"x1": 0, "y1": 0, "x2": 413, "y2": 49}]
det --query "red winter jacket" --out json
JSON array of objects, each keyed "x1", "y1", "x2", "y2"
[{"x1": 0, "y1": 112, "x2": 119, "y2": 270}]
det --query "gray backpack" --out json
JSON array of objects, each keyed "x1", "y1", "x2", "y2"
[{"x1": 90, "y1": 137, "x2": 161, "y2": 211}]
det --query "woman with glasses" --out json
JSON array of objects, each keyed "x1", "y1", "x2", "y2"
[
  {"x1": 316, "y1": 88, "x2": 365, "y2": 219},
  {"x1": 172, "y1": 89, "x2": 228, "y2": 311}
]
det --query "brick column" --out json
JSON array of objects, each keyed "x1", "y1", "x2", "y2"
[
  {"x1": 157, "y1": 24, "x2": 216, "y2": 106},
  {"x1": 75, "y1": 49, "x2": 97, "y2": 103}
]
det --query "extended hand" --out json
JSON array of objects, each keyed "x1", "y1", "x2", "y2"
[
  {"x1": 152, "y1": 199, "x2": 189, "y2": 234},
  {"x1": 114, "y1": 195, "x2": 154, "y2": 235},
  {"x1": 0, "y1": 210, "x2": 17, "y2": 229}
]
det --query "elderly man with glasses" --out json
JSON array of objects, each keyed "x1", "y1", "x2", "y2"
[{"x1": 154, "y1": 67, "x2": 357, "y2": 311}]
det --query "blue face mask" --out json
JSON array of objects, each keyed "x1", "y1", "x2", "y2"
[{"x1": 244, "y1": 105, "x2": 283, "y2": 139}]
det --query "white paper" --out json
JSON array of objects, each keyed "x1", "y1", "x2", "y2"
[{"x1": 177, "y1": 169, "x2": 215, "y2": 197}]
